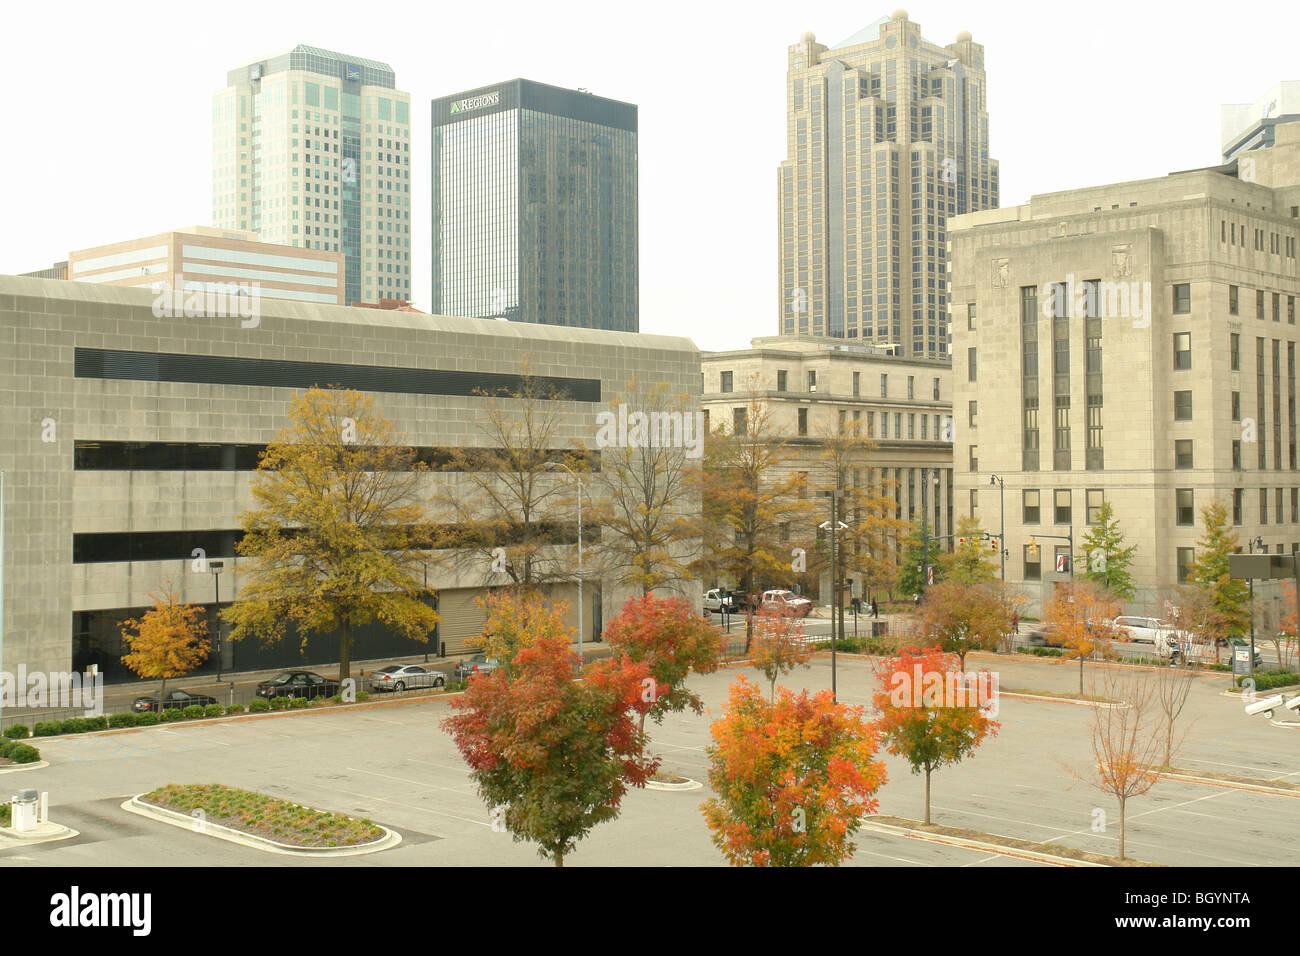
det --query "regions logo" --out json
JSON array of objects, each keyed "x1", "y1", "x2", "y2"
[{"x1": 450, "y1": 91, "x2": 500, "y2": 115}]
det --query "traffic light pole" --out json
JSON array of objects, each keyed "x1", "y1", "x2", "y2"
[{"x1": 1028, "y1": 529, "x2": 1074, "y2": 578}]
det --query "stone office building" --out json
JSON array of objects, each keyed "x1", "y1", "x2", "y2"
[
  {"x1": 0, "y1": 275, "x2": 699, "y2": 683},
  {"x1": 950, "y1": 121, "x2": 1300, "y2": 612},
  {"x1": 702, "y1": 335, "x2": 954, "y2": 600}
]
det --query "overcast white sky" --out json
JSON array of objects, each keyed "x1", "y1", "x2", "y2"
[{"x1": 3, "y1": 0, "x2": 1298, "y2": 350}]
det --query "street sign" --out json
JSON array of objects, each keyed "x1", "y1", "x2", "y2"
[
  {"x1": 1233, "y1": 644, "x2": 1252, "y2": 677},
  {"x1": 1055, "y1": 554, "x2": 1069, "y2": 573},
  {"x1": 926, "y1": 566, "x2": 935, "y2": 585},
  {"x1": 1229, "y1": 553, "x2": 1295, "y2": 580}
]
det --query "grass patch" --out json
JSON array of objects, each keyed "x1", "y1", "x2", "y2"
[
  {"x1": 140, "y1": 783, "x2": 385, "y2": 849},
  {"x1": 1153, "y1": 766, "x2": 1300, "y2": 792},
  {"x1": 0, "y1": 803, "x2": 8, "y2": 827},
  {"x1": 873, "y1": 814, "x2": 1159, "y2": 866},
  {"x1": 1001, "y1": 687, "x2": 1114, "y2": 703}
]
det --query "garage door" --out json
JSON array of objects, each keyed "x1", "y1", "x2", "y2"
[{"x1": 437, "y1": 588, "x2": 488, "y2": 657}]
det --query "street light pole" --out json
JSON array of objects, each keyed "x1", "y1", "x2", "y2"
[
  {"x1": 1, "y1": 470, "x2": 5, "y2": 727},
  {"x1": 1249, "y1": 536, "x2": 1264, "y2": 678},
  {"x1": 990, "y1": 474, "x2": 1006, "y2": 581},
  {"x1": 210, "y1": 560, "x2": 224, "y2": 682},
  {"x1": 819, "y1": 490, "x2": 847, "y2": 704}
]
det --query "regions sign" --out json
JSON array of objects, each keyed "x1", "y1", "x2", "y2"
[{"x1": 450, "y1": 91, "x2": 500, "y2": 115}]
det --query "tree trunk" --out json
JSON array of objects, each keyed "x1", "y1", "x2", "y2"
[
  {"x1": 924, "y1": 766, "x2": 932, "y2": 825},
  {"x1": 1118, "y1": 796, "x2": 1126, "y2": 860},
  {"x1": 158, "y1": 676, "x2": 168, "y2": 702},
  {"x1": 339, "y1": 617, "x2": 353, "y2": 688},
  {"x1": 555, "y1": 851, "x2": 564, "y2": 868},
  {"x1": 1079, "y1": 655, "x2": 1085, "y2": 695}
]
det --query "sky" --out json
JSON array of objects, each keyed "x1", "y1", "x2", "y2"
[{"x1": 3, "y1": 0, "x2": 1299, "y2": 351}]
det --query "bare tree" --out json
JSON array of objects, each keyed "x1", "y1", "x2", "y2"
[
  {"x1": 1076, "y1": 667, "x2": 1167, "y2": 860},
  {"x1": 1152, "y1": 663, "x2": 1195, "y2": 770}
]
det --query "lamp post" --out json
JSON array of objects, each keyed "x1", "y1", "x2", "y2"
[
  {"x1": 919, "y1": 469, "x2": 940, "y2": 595},
  {"x1": 546, "y1": 461, "x2": 584, "y2": 671},
  {"x1": 210, "y1": 560, "x2": 224, "y2": 681},
  {"x1": 818, "y1": 490, "x2": 848, "y2": 703},
  {"x1": 989, "y1": 474, "x2": 1006, "y2": 581},
  {"x1": 1248, "y1": 535, "x2": 1264, "y2": 677},
  {"x1": 1, "y1": 470, "x2": 5, "y2": 727}
]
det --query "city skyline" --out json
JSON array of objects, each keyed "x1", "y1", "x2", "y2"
[{"x1": 3, "y1": 0, "x2": 1298, "y2": 351}]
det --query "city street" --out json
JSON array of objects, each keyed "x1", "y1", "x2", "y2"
[{"x1": 3, "y1": 652, "x2": 1297, "y2": 867}]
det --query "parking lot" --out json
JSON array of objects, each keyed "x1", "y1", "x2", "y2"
[{"x1": 3, "y1": 653, "x2": 1298, "y2": 867}]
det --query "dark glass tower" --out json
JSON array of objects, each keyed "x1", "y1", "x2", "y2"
[{"x1": 431, "y1": 79, "x2": 638, "y2": 332}]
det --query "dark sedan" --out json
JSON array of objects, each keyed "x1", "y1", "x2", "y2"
[
  {"x1": 133, "y1": 689, "x2": 218, "y2": 713},
  {"x1": 255, "y1": 671, "x2": 340, "y2": 700}
]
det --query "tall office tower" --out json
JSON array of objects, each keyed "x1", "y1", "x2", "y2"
[
  {"x1": 431, "y1": 79, "x2": 638, "y2": 332},
  {"x1": 778, "y1": 10, "x2": 998, "y2": 358},
  {"x1": 1221, "y1": 81, "x2": 1300, "y2": 162},
  {"x1": 214, "y1": 46, "x2": 411, "y2": 306}
]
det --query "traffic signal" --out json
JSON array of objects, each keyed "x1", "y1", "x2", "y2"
[
  {"x1": 989, "y1": 536, "x2": 999, "y2": 553},
  {"x1": 1028, "y1": 539, "x2": 1040, "y2": 558},
  {"x1": 957, "y1": 537, "x2": 966, "y2": 546}
]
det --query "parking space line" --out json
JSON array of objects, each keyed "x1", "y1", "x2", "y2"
[
  {"x1": 345, "y1": 766, "x2": 477, "y2": 796},
  {"x1": 332, "y1": 786, "x2": 490, "y2": 828}
]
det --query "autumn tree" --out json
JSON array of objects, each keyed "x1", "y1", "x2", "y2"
[
  {"x1": 442, "y1": 627, "x2": 657, "y2": 867},
  {"x1": 1273, "y1": 581, "x2": 1298, "y2": 672},
  {"x1": 587, "y1": 380, "x2": 701, "y2": 596},
  {"x1": 1188, "y1": 499, "x2": 1250, "y2": 641},
  {"x1": 472, "y1": 588, "x2": 573, "y2": 675},
  {"x1": 1045, "y1": 581, "x2": 1123, "y2": 694},
  {"x1": 913, "y1": 580, "x2": 1011, "y2": 669},
  {"x1": 896, "y1": 521, "x2": 931, "y2": 599},
  {"x1": 871, "y1": 646, "x2": 999, "y2": 824},
  {"x1": 120, "y1": 588, "x2": 211, "y2": 701},
  {"x1": 940, "y1": 515, "x2": 999, "y2": 586},
  {"x1": 702, "y1": 676, "x2": 887, "y2": 866},
  {"x1": 1076, "y1": 667, "x2": 1167, "y2": 860},
  {"x1": 223, "y1": 388, "x2": 439, "y2": 685},
  {"x1": 695, "y1": 389, "x2": 816, "y2": 650},
  {"x1": 602, "y1": 594, "x2": 723, "y2": 738},
  {"x1": 1079, "y1": 501, "x2": 1138, "y2": 601},
  {"x1": 750, "y1": 607, "x2": 813, "y2": 701},
  {"x1": 431, "y1": 358, "x2": 584, "y2": 589}
]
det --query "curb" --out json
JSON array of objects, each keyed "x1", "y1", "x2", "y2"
[
  {"x1": 0, "y1": 821, "x2": 79, "y2": 845},
  {"x1": 999, "y1": 692, "x2": 1124, "y2": 709},
  {"x1": 121, "y1": 795, "x2": 402, "y2": 857},
  {"x1": 645, "y1": 778, "x2": 703, "y2": 792},
  {"x1": 0, "y1": 760, "x2": 49, "y2": 774},
  {"x1": 861, "y1": 820, "x2": 1107, "y2": 867},
  {"x1": 1152, "y1": 770, "x2": 1300, "y2": 797}
]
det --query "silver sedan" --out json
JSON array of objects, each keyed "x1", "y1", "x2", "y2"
[{"x1": 367, "y1": 664, "x2": 447, "y2": 692}]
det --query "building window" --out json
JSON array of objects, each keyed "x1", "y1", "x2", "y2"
[
  {"x1": 880, "y1": 373, "x2": 888, "y2": 397},
  {"x1": 969, "y1": 445, "x2": 978, "y2": 472},
  {"x1": 970, "y1": 488, "x2": 979, "y2": 517},
  {"x1": 1231, "y1": 332, "x2": 1240, "y2": 371},
  {"x1": 1177, "y1": 547, "x2": 1195, "y2": 583},
  {"x1": 1176, "y1": 488, "x2": 1194, "y2": 526},
  {"x1": 968, "y1": 347, "x2": 977, "y2": 382},
  {"x1": 1230, "y1": 285, "x2": 1239, "y2": 315},
  {"x1": 807, "y1": 370, "x2": 817, "y2": 392},
  {"x1": 1175, "y1": 439, "x2": 1194, "y2": 469},
  {"x1": 720, "y1": 371, "x2": 733, "y2": 393},
  {"x1": 1054, "y1": 489, "x2": 1071, "y2": 525},
  {"x1": 837, "y1": 409, "x2": 846, "y2": 435},
  {"x1": 920, "y1": 414, "x2": 928, "y2": 439},
  {"x1": 733, "y1": 407, "x2": 747, "y2": 437},
  {"x1": 967, "y1": 302, "x2": 976, "y2": 330},
  {"x1": 1024, "y1": 544, "x2": 1042, "y2": 581},
  {"x1": 797, "y1": 472, "x2": 808, "y2": 499},
  {"x1": 1023, "y1": 489, "x2": 1040, "y2": 524},
  {"x1": 933, "y1": 377, "x2": 940, "y2": 400},
  {"x1": 1234, "y1": 488, "x2": 1244, "y2": 526},
  {"x1": 1174, "y1": 332, "x2": 1191, "y2": 370},
  {"x1": 1233, "y1": 439, "x2": 1243, "y2": 470},
  {"x1": 907, "y1": 376, "x2": 915, "y2": 400},
  {"x1": 1174, "y1": 391, "x2": 1192, "y2": 421},
  {"x1": 852, "y1": 371, "x2": 859, "y2": 396},
  {"x1": 1232, "y1": 391, "x2": 1241, "y2": 421},
  {"x1": 1260, "y1": 488, "x2": 1269, "y2": 524},
  {"x1": 798, "y1": 407, "x2": 809, "y2": 436},
  {"x1": 968, "y1": 400, "x2": 978, "y2": 427},
  {"x1": 867, "y1": 411, "x2": 875, "y2": 438},
  {"x1": 1258, "y1": 289, "x2": 1266, "y2": 319},
  {"x1": 777, "y1": 369, "x2": 788, "y2": 392},
  {"x1": 1173, "y1": 283, "x2": 1191, "y2": 314},
  {"x1": 1086, "y1": 489, "x2": 1104, "y2": 525}
]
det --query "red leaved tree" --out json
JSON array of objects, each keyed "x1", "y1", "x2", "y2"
[
  {"x1": 603, "y1": 594, "x2": 724, "y2": 737},
  {"x1": 750, "y1": 607, "x2": 813, "y2": 701},
  {"x1": 120, "y1": 588, "x2": 211, "y2": 701},
  {"x1": 871, "y1": 646, "x2": 999, "y2": 824},
  {"x1": 702, "y1": 676, "x2": 886, "y2": 866},
  {"x1": 442, "y1": 613, "x2": 658, "y2": 867}
]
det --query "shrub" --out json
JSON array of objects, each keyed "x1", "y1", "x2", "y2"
[
  {"x1": 108, "y1": 712, "x2": 139, "y2": 729},
  {"x1": 33, "y1": 721, "x2": 63, "y2": 737},
  {"x1": 160, "y1": 708, "x2": 185, "y2": 722},
  {"x1": 248, "y1": 699, "x2": 271, "y2": 713},
  {"x1": 328, "y1": 694, "x2": 343, "y2": 705},
  {"x1": 8, "y1": 743, "x2": 40, "y2": 764},
  {"x1": 355, "y1": 691, "x2": 370, "y2": 702},
  {"x1": 289, "y1": 697, "x2": 309, "y2": 709},
  {"x1": 225, "y1": 704, "x2": 245, "y2": 715},
  {"x1": 60, "y1": 718, "x2": 89, "y2": 735},
  {"x1": 3, "y1": 724, "x2": 29, "y2": 740},
  {"x1": 84, "y1": 716, "x2": 108, "y2": 732},
  {"x1": 204, "y1": 704, "x2": 224, "y2": 718},
  {"x1": 181, "y1": 705, "x2": 205, "y2": 719},
  {"x1": 269, "y1": 697, "x2": 289, "y2": 710},
  {"x1": 1237, "y1": 671, "x2": 1299, "y2": 691},
  {"x1": 0, "y1": 803, "x2": 9, "y2": 826},
  {"x1": 0, "y1": 740, "x2": 12, "y2": 758},
  {"x1": 1025, "y1": 646, "x2": 1065, "y2": 657},
  {"x1": 136, "y1": 712, "x2": 160, "y2": 726}
]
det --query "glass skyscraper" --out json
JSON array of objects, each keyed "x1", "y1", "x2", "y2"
[
  {"x1": 779, "y1": 12, "x2": 998, "y2": 358},
  {"x1": 431, "y1": 79, "x2": 638, "y2": 331},
  {"x1": 214, "y1": 46, "x2": 412, "y2": 306}
]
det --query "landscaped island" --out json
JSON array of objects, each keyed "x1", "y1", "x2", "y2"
[{"x1": 140, "y1": 783, "x2": 385, "y2": 849}]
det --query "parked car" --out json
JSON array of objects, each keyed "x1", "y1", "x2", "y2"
[
  {"x1": 453, "y1": 654, "x2": 501, "y2": 681},
  {"x1": 1024, "y1": 624, "x2": 1065, "y2": 648},
  {"x1": 132, "y1": 689, "x2": 218, "y2": 713},
  {"x1": 760, "y1": 589, "x2": 813, "y2": 618},
  {"x1": 1112, "y1": 616, "x2": 1175, "y2": 644},
  {"x1": 703, "y1": 588, "x2": 739, "y2": 616},
  {"x1": 368, "y1": 664, "x2": 446, "y2": 692},
  {"x1": 255, "y1": 671, "x2": 340, "y2": 700},
  {"x1": 1155, "y1": 632, "x2": 1263, "y2": 668}
]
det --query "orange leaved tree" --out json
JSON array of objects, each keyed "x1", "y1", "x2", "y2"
[
  {"x1": 750, "y1": 607, "x2": 813, "y2": 701},
  {"x1": 702, "y1": 676, "x2": 886, "y2": 866},
  {"x1": 912, "y1": 580, "x2": 1011, "y2": 669},
  {"x1": 1045, "y1": 581, "x2": 1123, "y2": 694},
  {"x1": 120, "y1": 588, "x2": 211, "y2": 701},
  {"x1": 871, "y1": 646, "x2": 999, "y2": 824}
]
